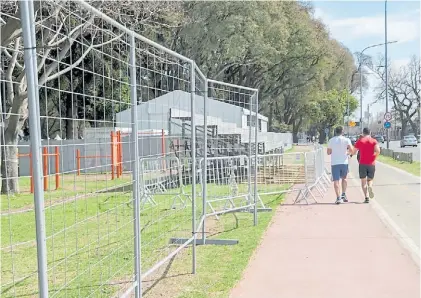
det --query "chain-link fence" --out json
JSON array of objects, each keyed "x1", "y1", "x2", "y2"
[{"x1": 0, "y1": 1, "x2": 318, "y2": 297}]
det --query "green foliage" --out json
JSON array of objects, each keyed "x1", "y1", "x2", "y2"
[{"x1": 161, "y1": 1, "x2": 357, "y2": 134}]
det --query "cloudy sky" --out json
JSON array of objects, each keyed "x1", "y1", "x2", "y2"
[{"x1": 312, "y1": 0, "x2": 420, "y2": 120}]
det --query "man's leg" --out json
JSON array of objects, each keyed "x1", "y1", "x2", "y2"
[
  {"x1": 367, "y1": 165, "x2": 376, "y2": 198},
  {"x1": 359, "y1": 164, "x2": 369, "y2": 203},
  {"x1": 331, "y1": 165, "x2": 342, "y2": 204},
  {"x1": 340, "y1": 164, "x2": 349, "y2": 202}
]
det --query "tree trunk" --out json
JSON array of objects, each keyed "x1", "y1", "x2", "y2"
[
  {"x1": 1, "y1": 133, "x2": 19, "y2": 194},
  {"x1": 401, "y1": 120, "x2": 408, "y2": 138},
  {"x1": 408, "y1": 118, "x2": 418, "y2": 136},
  {"x1": 318, "y1": 128, "x2": 327, "y2": 144},
  {"x1": 65, "y1": 93, "x2": 78, "y2": 139},
  {"x1": 292, "y1": 122, "x2": 299, "y2": 143},
  {"x1": 268, "y1": 107, "x2": 273, "y2": 132}
]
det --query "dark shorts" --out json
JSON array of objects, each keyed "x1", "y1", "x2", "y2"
[
  {"x1": 331, "y1": 164, "x2": 349, "y2": 181},
  {"x1": 359, "y1": 164, "x2": 375, "y2": 179}
]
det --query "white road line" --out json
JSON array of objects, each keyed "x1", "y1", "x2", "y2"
[{"x1": 348, "y1": 169, "x2": 420, "y2": 267}]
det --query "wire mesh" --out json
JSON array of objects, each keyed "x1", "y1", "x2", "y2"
[
  {"x1": 204, "y1": 81, "x2": 259, "y2": 225},
  {"x1": 2, "y1": 1, "x2": 139, "y2": 296},
  {"x1": 0, "y1": 0, "x2": 305, "y2": 297},
  {"x1": 255, "y1": 152, "x2": 306, "y2": 196}
]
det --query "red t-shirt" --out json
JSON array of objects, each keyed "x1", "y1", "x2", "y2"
[{"x1": 355, "y1": 137, "x2": 378, "y2": 165}]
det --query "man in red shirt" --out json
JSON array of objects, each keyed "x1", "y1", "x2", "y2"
[{"x1": 353, "y1": 128, "x2": 381, "y2": 203}]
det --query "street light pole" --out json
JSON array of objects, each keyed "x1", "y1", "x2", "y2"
[
  {"x1": 385, "y1": 0, "x2": 390, "y2": 149},
  {"x1": 358, "y1": 40, "x2": 397, "y2": 134}
]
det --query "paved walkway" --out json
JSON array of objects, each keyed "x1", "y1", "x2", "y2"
[{"x1": 230, "y1": 160, "x2": 420, "y2": 298}]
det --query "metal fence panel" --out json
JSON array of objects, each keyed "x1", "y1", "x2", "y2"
[{"x1": 0, "y1": 1, "x2": 294, "y2": 297}]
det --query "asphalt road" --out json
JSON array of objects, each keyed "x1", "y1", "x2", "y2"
[
  {"x1": 348, "y1": 157, "x2": 420, "y2": 250},
  {"x1": 380, "y1": 140, "x2": 420, "y2": 161}
]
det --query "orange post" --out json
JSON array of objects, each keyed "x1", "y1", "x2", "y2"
[
  {"x1": 116, "y1": 131, "x2": 120, "y2": 178},
  {"x1": 76, "y1": 149, "x2": 81, "y2": 176},
  {"x1": 43, "y1": 147, "x2": 48, "y2": 191},
  {"x1": 55, "y1": 146, "x2": 60, "y2": 190},
  {"x1": 111, "y1": 131, "x2": 115, "y2": 180}
]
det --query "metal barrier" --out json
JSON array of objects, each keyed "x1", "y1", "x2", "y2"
[
  {"x1": 252, "y1": 148, "x2": 330, "y2": 205},
  {"x1": 0, "y1": 0, "x2": 315, "y2": 297},
  {"x1": 198, "y1": 155, "x2": 256, "y2": 220},
  {"x1": 381, "y1": 148, "x2": 413, "y2": 163},
  {"x1": 139, "y1": 153, "x2": 190, "y2": 210}
]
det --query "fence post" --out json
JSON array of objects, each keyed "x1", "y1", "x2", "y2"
[
  {"x1": 29, "y1": 152, "x2": 34, "y2": 193},
  {"x1": 202, "y1": 78, "x2": 208, "y2": 243},
  {"x1": 161, "y1": 128, "x2": 166, "y2": 170},
  {"x1": 129, "y1": 33, "x2": 142, "y2": 298},
  {"x1": 55, "y1": 146, "x2": 60, "y2": 190},
  {"x1": 304, "y1": 152, "x2": 308, "y2": 186},
  {"x1": 20, "y1": 0, "x2": 49, "y2": 295},
  {"x1": 111, "y1": 131, "x2": 115, "y2": 180},
  {"x1": 76, "y1": 149, "x2": 81, "y2": 176},
  {"x1": 117, "y1": 131, "x2": 123, "y2": 177},
  {"x1": 190, "y1": 61, "x2": 197, "y2": 274},
  {"x1": 43, "y1": 147, "x2": 48, "y2": 191},
  {"x1": 253, "y1": 92, "x2": 259, "y2": 226}
]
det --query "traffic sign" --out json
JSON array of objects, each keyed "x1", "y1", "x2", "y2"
[
  {"x1": 384, "y1": 112, "x2": 392, "y2": 121},
  {"x1": 349, "y1": 121, "x2": 356, "y2": 127},
  {"x1": 384, "y1": 121, "x2": 391, "y2": 129},
  {"x1": 324, "y1": 128, "x2": 329, "y2": 134}
]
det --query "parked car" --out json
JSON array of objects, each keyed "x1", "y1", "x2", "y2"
[
  {"x1": 417, "y1": 135, "x2": 420, "y2": 143},
  {"x1": 400, "y1": 135, "x2": 418, "y2": 148},
  {"x1": 374, "y1": 135, "x2": 384, "y2": 143}
]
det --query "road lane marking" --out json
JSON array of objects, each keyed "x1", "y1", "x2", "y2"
[{"x1": 347, "y1": 165, "x2": 420, "y2": 267}]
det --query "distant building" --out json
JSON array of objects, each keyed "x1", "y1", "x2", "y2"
[{"x1": 115, "y1": 90, "x2": 268, "y2": 134}]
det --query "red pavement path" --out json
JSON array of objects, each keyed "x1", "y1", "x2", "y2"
[{"x1": 230, "y1": 179, "x2": 420, "y2": 298}]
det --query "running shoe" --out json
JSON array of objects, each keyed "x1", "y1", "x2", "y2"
[
  {"x1": 364, "y1": 197, "x2": 370, "y2": 203},
  {"x1": 335, "y1": 197, "x2": 343, "y2": 204},
  {"x1": 341, "y1": 193, "x2": 348, "y2": 203},
  {"x1": 368, "y1": 186, "x2": 374, "y2": 199}
]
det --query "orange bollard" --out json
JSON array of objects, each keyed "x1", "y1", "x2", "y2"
[
  {"x1": 111, "y1": 131, "x2": 115, "y2": 180},
  {"x1": 76, "y1": 149, "x2": 81, "y2": 176},
  {"x1": 116, "y1": 131, "x2": 121, "y2": 178},
  {"x1": 43, "y1": 147, "x2": 48, "y2": 191},
  {"x1": 55, "y1": 146, "x2": 60, "y2": 190},
  {"x1": 118, "y1": 131, "x2": 123, "y2": 177}
]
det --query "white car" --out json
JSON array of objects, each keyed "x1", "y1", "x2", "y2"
[{"x1": 400, "y1": 135, "x2": 418, "y2": 147}]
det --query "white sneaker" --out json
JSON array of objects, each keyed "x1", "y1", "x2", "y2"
[{"x1": 335, "y1": 197, "x2": 343, "y2": 204}]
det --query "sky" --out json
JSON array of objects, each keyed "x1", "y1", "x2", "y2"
[{"x1": 312, "y1": 0, "x2": 420, "y2": 122}]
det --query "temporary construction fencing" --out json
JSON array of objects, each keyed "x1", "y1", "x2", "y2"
[
  {"x1": 1, "y1": 1, "x2": 321, "y2": 297},
  {"x1": 253, "y1": 145, "x2": 330, "y2": 205}
]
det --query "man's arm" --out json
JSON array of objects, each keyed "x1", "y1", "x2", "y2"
[
  {"x1": 346, "y1": 139, "x2": 354, "y2": 156},
  {"x1": 327, "y1": 139, "x2": 332, "y2": 155},
  {"x1": 374, "y1": 144, "x2": 381, "y2": 156},
  {"x1": 352, "y1": 140, "x2": 360, "y2": 155}
]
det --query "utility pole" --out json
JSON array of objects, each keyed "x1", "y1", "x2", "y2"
[
  {"x1": 385, "y1": 0, "x2": 390, "y2": 149},
  {"x1": 357, "y1": 39, "x2": 397, "y2": 134}
]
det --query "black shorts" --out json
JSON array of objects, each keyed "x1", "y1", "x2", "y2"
[{"x1": 359, "y1": 164, "x2": 375, "y2": 179}]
